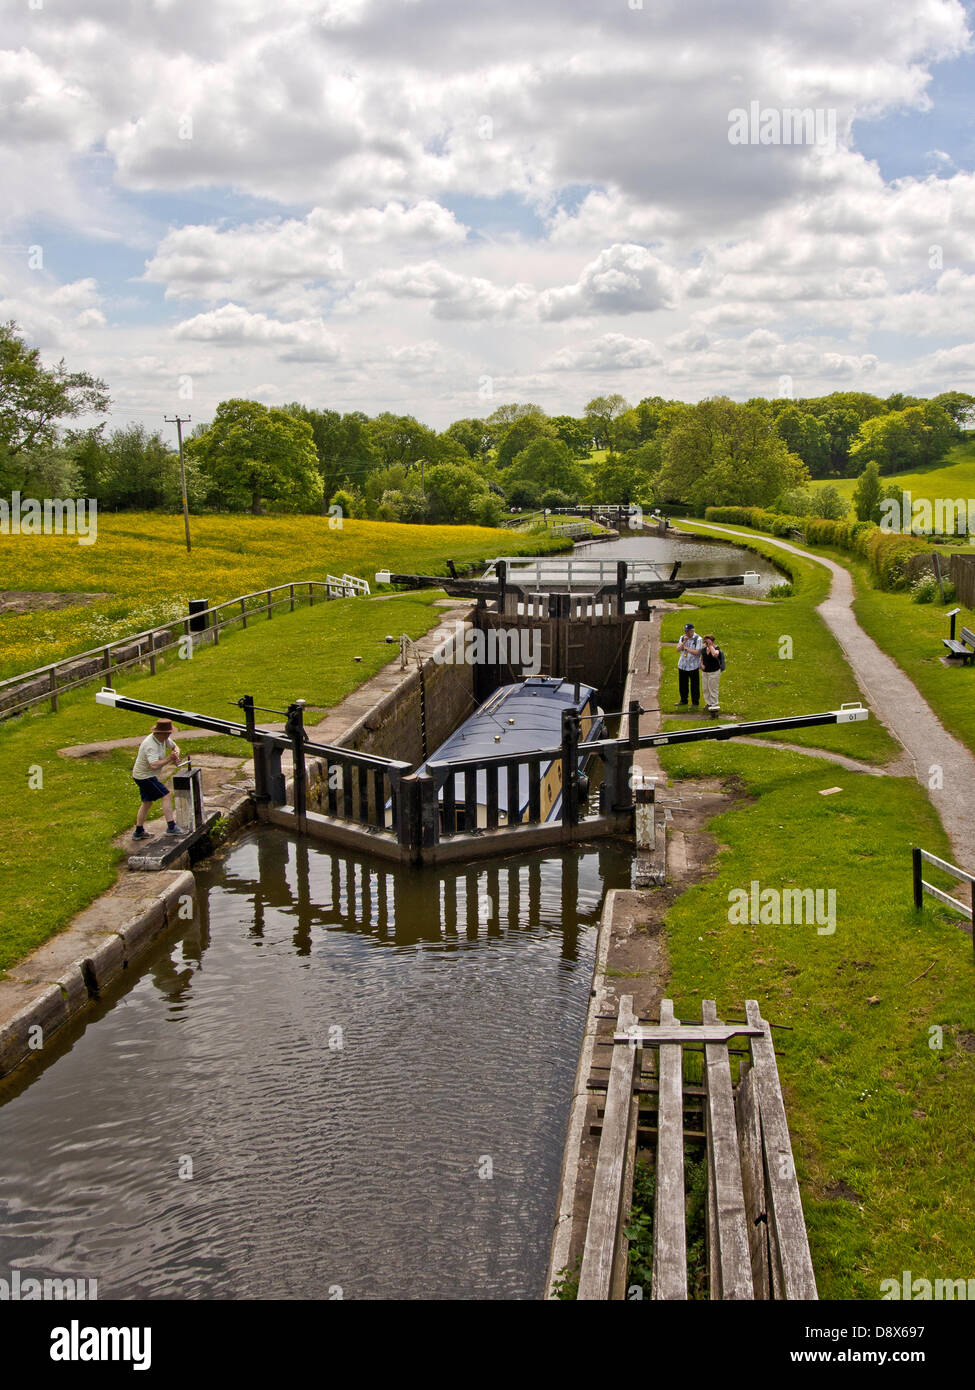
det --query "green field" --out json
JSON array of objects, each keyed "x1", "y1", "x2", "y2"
[
  {"x1": 833, "y1": 437, "x2": 975, "y2": 505},
  {"x1": 0, "y1": 512, "x2": 567, "y2": 680},
  {"x1": 0, "y1": 590, "x2": 450, "y2": 975}
]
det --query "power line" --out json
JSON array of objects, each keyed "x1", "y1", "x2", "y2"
[{"x1": 164, "y1": 414, "x2": 192, "y2": 553}]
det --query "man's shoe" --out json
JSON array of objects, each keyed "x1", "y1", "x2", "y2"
[
  {"x1": 165, "y1": 824, "x2": 187, "y2": 836},
  {"x1": 132, "y1": 827, "x2": 152, "y2": 840},
  {"x1": 676, "y1": 701, "x2": 688, "y2": 707}
]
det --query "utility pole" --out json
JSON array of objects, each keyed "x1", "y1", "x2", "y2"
[{"x1": 165, "y1": 414, "x2": 192, "y2": 553}]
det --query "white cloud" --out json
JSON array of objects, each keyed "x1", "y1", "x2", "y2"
[
  {"x1": 357, "y1": 261, "x2": 534, "y2": 320},
  {"x1": 538, "y1": 245, "x2": 678, "y2": 321},
  {"x1": 546, "y1": 333, "x2": 663, "y2": 372},
  {"x1": 173, "y1": 303, "x2": 342, "y2": 361}
]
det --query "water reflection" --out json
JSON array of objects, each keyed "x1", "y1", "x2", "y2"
[
  {"x1": 221, "y1": 833, "x2": 601, "y2": 963},
  {"x1": 0, "y1": 829, "x2": 631, "y2": 1300}
]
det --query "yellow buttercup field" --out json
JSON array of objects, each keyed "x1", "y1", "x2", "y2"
[{"x1": 0, "y1": 512, "x2": 562, "y2": 680}]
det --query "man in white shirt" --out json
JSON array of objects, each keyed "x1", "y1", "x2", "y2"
[
  {"x1": 131, "y1": 719, "x2": 185, "y2": 840},
  {"x1": 676, "y1": 621, "x2": 704, "y2": 709}
]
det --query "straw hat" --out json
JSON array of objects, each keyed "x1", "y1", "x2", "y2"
[{"x1": 152, "y1": 719, "x2": 174, "y2": 736}]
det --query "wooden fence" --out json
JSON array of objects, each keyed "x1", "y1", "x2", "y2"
[{"x1": 0, "y1": 579, "x2": 366, "y2": 721}]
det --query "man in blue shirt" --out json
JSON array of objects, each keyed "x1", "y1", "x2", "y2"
[{"x1": 676, "y1": 621, "x2": 703, "y2": 708}]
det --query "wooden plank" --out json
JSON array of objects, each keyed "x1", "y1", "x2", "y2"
[
  {"x1": 702, "y1": 1001, "x2": 754, "y2": 1300},
  {"x1": 485, "y1": 764, "x2": 499, "y2": 830},
  {"x1": 921, "y1": 879, "x2": 973, "y2": 918},
  {"x1": 615, "y1": 1024, "x2": 763, "y2": 1045},
  {"x1": 442, "y1": 774, "x2": 456, "y2": 834},
  {"x1": 528, "y1": 758, "x2": 541, "y2": 823},
  {"x1": 744, "y1": 1000, "x2": 818, "y2": 1300},
  {"x1": 735, "y1": 1067, "x2": 771, "y2": 1299},
  {"x1": 505, "y1": 761, "x2": 520, "y2": 825},
  {"x1": 578, "y1": 996, "x2": 638, "y2": 1300},
  {"x1": 342, "y1": 760, "x2": 354, "y2": 821},
  {"x1": 919, "y1": 849, "x2": 975, "y2": 885},
  {"x1": 611, "y1": 1095, "x2": 641, "y2": 1301},
  {"x1": 371, "y1": 768, "x2": 385, "y2": 829},
  {"x1": 652, "y1": 999, "x2": 688, "y2": 1300},
  {"x1": 464, "y1": 767, "x2": 478, "y2": 832},
  {"x1": 358, "y1": 764, "x2": 369, "y2": 824}
]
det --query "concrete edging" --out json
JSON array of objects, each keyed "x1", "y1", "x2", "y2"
[
  {"x1": 0, "y1": 870, "x2": 196, "y2": 1079},
  {"x1": 545, "y1": 885, "x2": 620, "y2": 1296}
]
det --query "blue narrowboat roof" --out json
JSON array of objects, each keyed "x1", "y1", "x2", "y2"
[
  {"x1": 423, "y1": 676, "x2": 600, "y2": 768},
  {"x1": 415, "y1": 677, "x2": 603, "y2": 817}
]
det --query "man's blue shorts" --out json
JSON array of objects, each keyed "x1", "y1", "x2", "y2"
[{"x1": 134, "y1": 776, "x2": 168, "y2": 802}]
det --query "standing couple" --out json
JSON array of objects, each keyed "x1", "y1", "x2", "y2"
[{"x1": 676, "y1": 621, "x2": 725, "y2": 716}]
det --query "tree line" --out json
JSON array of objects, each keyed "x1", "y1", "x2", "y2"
[{"x1": 1, "y1": 321, "x2": 972, "y2": 525}]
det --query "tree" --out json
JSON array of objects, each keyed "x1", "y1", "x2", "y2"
[
  {"x1": 495, "y1": 413, "x2": 554, "y2": 471},
  {"x1": 424, "y1": 462, "x2": 491, "y2": 524},
  {"x1": 505, "y1": 436, "x2": 587, "y2": 499},
  {"x1": 584, "y1": 394, "x2": 631, "y2": 451},
  {"x1": 549, "y1": 415, "x2": 592, "y2": 458},
  {"x1": 852, "y1": 461, "x2": 882, "y2": 522},
  {"x1": 932, "y1": 391, "x2": 975, "y2": 432},
  {"x1": 97, "y1": 424, "x2": 194, "y2": 511},
  {"x1": 590, "y1": 455, "x2": 652, "y2": 505},
  {"x1": 656, "y1": 397, "x2": 807, "y2": 512},
  {"x1": 187, "y1": 399, "x2": 322, "y2": 513},
  {"x1": 849, "y1": 403, "x2": 955, "y2": 475},
  {"x1": 774, "y1": 406, "x2": 830, "y2": 477},
  {"x1": 368, "y1": 412, "x2": 440, "y2": 470},
  {"x1": 443, "y1": 417, "x2": 490, "y2": 460},
  {"x1": 0, "y1": 321, "x2": 109, "y2": 488},
  {"x1": 811, "y1": 484, "x2": 848, "y2": 520}
]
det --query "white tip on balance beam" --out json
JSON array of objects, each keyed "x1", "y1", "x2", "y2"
[
  {"x1": 94, "y1": 688, "x2": 118, "y2": 706},
  {"x1": 835, "y1": 703, "x2": 868, "y2": 723}
]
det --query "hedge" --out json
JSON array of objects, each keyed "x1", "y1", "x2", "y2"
[{"x1": 703, "y1": 508, "x2": 930, "y2": 590}]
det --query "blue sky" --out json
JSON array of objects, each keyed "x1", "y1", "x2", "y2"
[{"x1": 2, "y1": 0, "x2": 975, "y2": 429}]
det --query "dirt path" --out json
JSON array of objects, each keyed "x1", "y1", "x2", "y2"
[{"x1": 689, "y1": 520, "x2": 975, "y2": 864}]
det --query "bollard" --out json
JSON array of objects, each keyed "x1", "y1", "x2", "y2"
[
  {"x1": 172, "y1": 766, "x2": 203, "y2": 832},
  {"x1": 188, "y1": 599, "x2": 210, "y2": 633}
]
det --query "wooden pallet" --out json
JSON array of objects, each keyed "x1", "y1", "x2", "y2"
[{"x1": 577, "y1": 996, "x2": 817, "y2": 1301}]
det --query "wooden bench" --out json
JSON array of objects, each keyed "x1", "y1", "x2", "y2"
[
  {"x1": 578, "y1": 996, "x2": 817, "y2": 1300},
  {"x1": 943, "y1": 623, "x2": 975, "y2": 664}
]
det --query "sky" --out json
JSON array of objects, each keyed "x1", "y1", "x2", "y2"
[{"x1": 2, "y1": 0, "x2": 975, "y2": 434}]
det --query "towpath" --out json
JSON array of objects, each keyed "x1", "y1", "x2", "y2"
[{"x1": 686, "y1": 520, "x2": 975, "y2": 866}]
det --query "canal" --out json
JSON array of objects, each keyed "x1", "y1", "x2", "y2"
[
  {"x1": 577, "y1": 529, "x2": 787, "y2": 595},
  {"x1": 0, "y1": 829, "x2": 632, "y2": 1300}
]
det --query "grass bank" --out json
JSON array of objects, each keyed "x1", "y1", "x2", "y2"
[
  {"x1": 0, "y1": 591, "x2": 445, "y2": 975},
  {"x1": 682, "y1": 516, "x2": 975, "y2": 763},
  {"x1": 654, "y1": 740, "x2": 975, "y2": 1297},
  {"x1": 661, "y1": 525, "x2": 898, "y2": 765}
]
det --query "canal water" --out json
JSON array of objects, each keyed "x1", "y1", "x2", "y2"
[
  {"x1": 576, "y1": 530, "x2": 786, "y2": 595},
  {"x1": 0, "y1": 829, "x2": 632, "y2": 1300}
]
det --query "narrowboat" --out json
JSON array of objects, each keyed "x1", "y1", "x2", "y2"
[{"x1": 418, "y1": 675, "x2": 604, "y2": 830}]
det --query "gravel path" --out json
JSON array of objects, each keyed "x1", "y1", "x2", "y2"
[{"x1": 690, "y1": 520, "x2": 975, "y2": 865}]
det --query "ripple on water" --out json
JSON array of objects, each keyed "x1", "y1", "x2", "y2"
[{"x1": 0, "y1": 831, "x2": 631, "y2": 1299}]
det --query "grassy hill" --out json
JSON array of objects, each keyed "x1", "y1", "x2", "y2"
[{"x1": 833, "y1": 437, "x2": 975, "y2": 504}]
